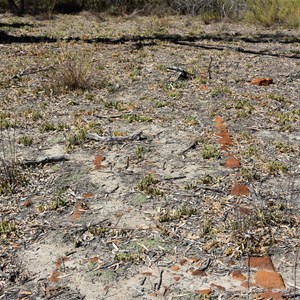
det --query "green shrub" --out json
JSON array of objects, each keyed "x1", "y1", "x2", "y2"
[{"x1": 246, "y1": 0, "x2": 300, "y2": 28}]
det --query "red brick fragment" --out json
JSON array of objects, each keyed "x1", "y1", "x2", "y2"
[
  {"x1": 210, "y1": 283, "x2": 225, "y2": 291},
  {"x1": 49, "y1": 270, "x2": 60, "y2": 283},
  {"x1": 257, "y1": 291, "x2": 285, "y2": 300},
  {"x1": 213, "y1": 116, "x2": 224, "y2": 123},
  {"x1": 179, "y1": 258, "x2": 188, "y2": 265},
  {"x1": 170, "y1": 265, "x2": 179, "y2": 271},
  {"x1": 251, "y1": 77, "x2": 273, "y2": 86},
  {"x1": 191, "y1": 269, "x2": 206, "y2": 276},
  {"x1": 231, "y1": 270, "x2": 246, "y2": 282},
  {"x1": 196, "y1": 289, "x2": 212, "y2": 295},
  {"x1": 254, "y1": 270, "x2": 285, "y2": 289},
  {"x1": 224, "y1": 156, "x2": 240, "y2": 168},
  {"x1": 248, "y1": 256, "x2": 275, "y2": 271},
  {"x1": 231, "y1": 184, "x2": 250, "y2": 196}
]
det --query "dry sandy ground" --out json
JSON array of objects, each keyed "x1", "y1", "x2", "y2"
[{"x1": 0, "y1": 13, "x2": 299, "y2": 299}]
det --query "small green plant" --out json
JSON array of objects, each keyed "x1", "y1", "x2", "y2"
[
  {"x1": 201, "y1": 145, "x2": 221, "y2": 159},
  {"x1": 199, "y1": 174, "x2": 215, "y2": 185},
  {"x1": 24, "y1": 108, "x2": 42, "y2": 121},
  {"x1": 239, "y1": 167, "x2": 260, "y2": 181},
  {"x1": 104, "y1": 100, "x2": 124, "y2": 111},
  {"x1": 155, "y1": 101, "x2": 167, "y2": 108},
  {"x1": 137, "y1": 173, "x2": 162, "y2": 196},
  {"x1": 0, "y1": 219, "x2": 17, "y2": 241},
  {"x1": 167, "y1": 90, "x2": 181, "y2": 98},
  {"x1": 135, "y1": 146, "x2": 148, "y2": 160},
  {"x1": 66, "y1": 128, "x2": 87, "y2": 152},
  {"x1": 265, "y1": 160, "x2": 286, "y2": 175},
  {"x1": 211, "y1": 86, "x2": 231, "y2": 97},
  {"x1": 201, "y1": 218, "x2": 213, "y2": 237},
  {"x1": 122, "y1": 114, "x2": 152, "y2": 123},
  {"x1": 274, "y1": 141, "x2": 293, "y2": 153},
  {"x1": 39, "y1": 122, "x2": 57, "y2": 132},
  {"x1": 89, "y1": 226, "x2": 108, "y2": 237},
  {"x1": 18, "y1": 135, "x2": 33, "y2": 146},
  {"x1": 49, "y1": 190, "x2": 68, "y2": 210},
  {"x1": 158, "y1": 205, "x2": 197, "y2": 223},
  {"x1": 184, "y1": 181, "x2": 197, "y2": 190},
  {"x1": 241, "y1": 144, "x2": 256, "y2": 156},
  {"x1": 185, "y1": 116, "x2": 199, "y2": 126},
  {"x1": 130, "y1": 67, "x2": 141, "y2": 81},
  {"x1": 114, "y1": 252, "x2": 143, "y2": 262},
  {"x1": 269, "y1": 93, "x2": 286, "y2": 103}
]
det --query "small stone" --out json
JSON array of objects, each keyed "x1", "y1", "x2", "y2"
[
  {"x1": 173, "y1": 276, "x2": 181, "y2": 282},
  {"x1": 254, "y1": 270, "x2": 285, "y2": 289},
  {"x1": 179, "y1": 258, "x2": 188, "y2": 265}
]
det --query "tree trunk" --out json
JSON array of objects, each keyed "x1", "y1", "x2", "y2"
[
  {"x1": 19, "y1": 0, "x2": 25, "y2": 14},
  {"x1": 8, "y1": 0, "x2": 24, "y2": 15}
]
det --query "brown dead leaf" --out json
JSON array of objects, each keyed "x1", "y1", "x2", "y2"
[
  {"x1": 49, "y1": 270, "x2": 60, "y2": 283},
  {"x1": 94, "y1": 154, "x2": 103, "y2": 169},
  {"x1": 82, "y1": 193, "x2": 94, "y2": 198},
  {"x1": 22, "y1": 200, "x2": 32, "y2": 207},
  {"x1": 89, "y1": 257, "x2": 99, "y2": 263},
  {"x1": 141, "y1": 271, "x2": 153, "y2": 276},
  {"x1": 55, "y1": 257, "x2": 68, "y2": 268},
  {"x1": 239, "y1": 206, "x2": 252, "y2": 215},
  {"x1": 71, "y1": 209, "x2": 81, "y2": 220},
  {"x1": 199, "y1": 85, "x2": 209, "y2": 91}
]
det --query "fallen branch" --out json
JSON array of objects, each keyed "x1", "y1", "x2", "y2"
[
  {"x1": 11, "y1": 65, "x2": 54, "y2": 80},
  {"x1": 167, "y1": 66, "x2": 194, "y2": 80},
  {"x1": 22, "y1": 155, "x2": 68, "y2": 166},
  {"x1": 86, "y1": 131, "x2": 144, "y2": 143}
]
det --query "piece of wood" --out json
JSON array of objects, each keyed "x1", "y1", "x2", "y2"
[
  {"x1": 86, "y1": 131, "x2": 144, "y2": 143},
  {"x1": 22, "y1": 155, "x2": 68, "y2": 166}
]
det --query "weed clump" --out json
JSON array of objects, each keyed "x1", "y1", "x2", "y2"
[{"x1": 0, "y1": 128, "x2": 26, "y2": 194}]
